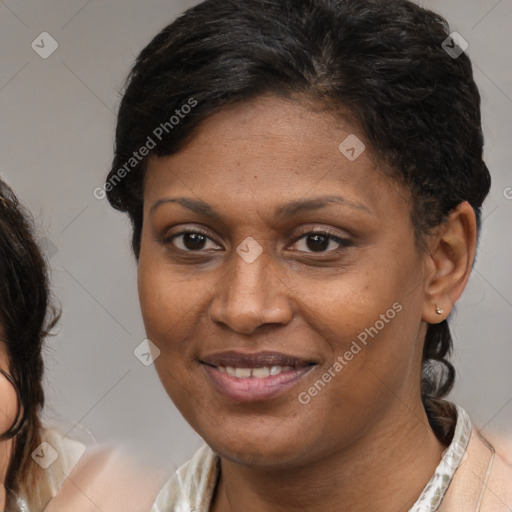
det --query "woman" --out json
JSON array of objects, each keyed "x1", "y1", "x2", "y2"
[
  {"x1": 105, "y1": 0, "x2": 512, "y2": 510},
  {"x1": 0, "y1": 178, "x2": 163, "y2": 511},
  {"x1": 0, "y1": 178, "x2": 88, "y2": 510}
]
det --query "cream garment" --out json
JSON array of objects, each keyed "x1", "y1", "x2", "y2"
[
  {"x1": 151, "y1": 404, "x2": 488, "y2": 512},
  {"x1": 8, "y1": 427, "x2": 87, "y2": 512},
  {"x1": 8, "y1": 426, "x2": 165, "y2": 512}
]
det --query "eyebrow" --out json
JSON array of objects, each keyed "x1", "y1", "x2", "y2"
[{"x1": 149, "y1": 195, "x2": 371, "y2": 221}]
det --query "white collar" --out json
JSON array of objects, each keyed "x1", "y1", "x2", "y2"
[{"x1": 410, "y1": 404, "x2": 472, "y2": 511}]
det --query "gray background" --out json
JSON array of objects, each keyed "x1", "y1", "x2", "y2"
[{"x1": 0, "y1": 0, "x2": 511, "y2": 474}]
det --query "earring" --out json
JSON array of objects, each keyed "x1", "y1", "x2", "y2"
[{"x1": 435, "y1": 305, "x2": 444, "y2": 315}]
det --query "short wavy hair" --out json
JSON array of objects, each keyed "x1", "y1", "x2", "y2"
[{"x1": 106, "y1": 0, "x2": 490, "y2": 442}]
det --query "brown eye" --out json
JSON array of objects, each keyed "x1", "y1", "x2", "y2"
[
  {"x1": 292, "y1": 231, "x2": 352, "y2": 254},
  {"x1": 166, "y1": 230, "x2": 221, "y2": 252}
]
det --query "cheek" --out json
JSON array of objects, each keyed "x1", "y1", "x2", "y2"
[
  {"x1": 301, "y1": 254, "x2": 422, "y2": 385},
  {"x1": 0, "y1": 373, "x2": 19, "y2": 435},
  {"x1": 138, "y1": 251, "x2": 197, "y2": 335},
  {"x1": 137, "y1": 258, "x2": 200, "y2": 408},
  {"x1": 294, "y1": 264, "x2": 398, "y2": 342},
  {"x1": 137, "y1": 249, "x2": 214, "y2": 380}
]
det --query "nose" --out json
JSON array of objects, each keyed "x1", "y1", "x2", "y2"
[{"x1": 208, "y1": 245, "x2": 294, "y2": 334}]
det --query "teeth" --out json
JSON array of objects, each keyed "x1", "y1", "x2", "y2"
[
  {"x1": 270, "y1": 365, "x2": 281, "y2": 375},
  {"x1": 271, "y1": 365, "x2": 292, "y2": 375},
  {"x1": 252, "y1": 367, "x2": 270, "y2": 378},
  {"x1": 234, "y1": 368, "x2": 252, "y2": 378},
  {"x1": 216, "y1": 365, "x2": 294, "y2": 378}
]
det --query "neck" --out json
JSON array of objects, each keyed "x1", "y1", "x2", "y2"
[{"x1": 211, "y1": 400, "x2": 447, "y2": 512}]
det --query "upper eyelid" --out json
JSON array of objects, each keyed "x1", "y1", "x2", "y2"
[{"x1": 165, "y1": 227, "x2": 350, "y2": 250}]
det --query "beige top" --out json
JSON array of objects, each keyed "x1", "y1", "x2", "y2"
[
  {"x1": 8, "y1": 427, "x2": 165, "y2": 512},
  {"x1": 9, "y1": 427, "x2": 87, "y2": 511},
  {"x1": 151, "y1": 405, "x2": 476, "y2": 512}
]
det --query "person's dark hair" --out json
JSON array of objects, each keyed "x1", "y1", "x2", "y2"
[
  {"x1": 0, "y1": 179, "x2": 60, "y2": 498},
  {"x1": 106, "y1": 0, "x2": 490, "y2": 443}
]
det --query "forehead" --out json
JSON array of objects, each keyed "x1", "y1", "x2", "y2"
[{"x1": 143, "y1": 95, "x2": 410, "y2": 222}]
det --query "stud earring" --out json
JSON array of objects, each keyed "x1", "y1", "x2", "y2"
[{"x1": 435, "y1": 306, "x2": 444, "y2": 315}]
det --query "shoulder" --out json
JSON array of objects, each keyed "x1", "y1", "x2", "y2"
[
  {"x1": 39, "y1": 430, "x2": 165, "y2": 512},
  {"x1": 482, "y1": 437, "x2": 512, "y2": 511},
  {"x1": 441, "y1": 429, "x2": 512, "y2": 512},
  {"x1": 152, "y1": 444, "x2": 218, "y2": 512},
  {"x1": 11, "y1": 427, "x2": 87, "y2": 511}
]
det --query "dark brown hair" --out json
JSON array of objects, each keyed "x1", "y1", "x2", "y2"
[
  {"x1": 0, "y1": 178, "x2": 60, "y2": 498},
  {"x1": 106, "y1": 0, "x2": 490, "y2": 443}
]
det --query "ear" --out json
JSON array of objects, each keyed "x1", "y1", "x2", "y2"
[{"x1": 421, "y1": 201, "x2": 477, "y2": 324}]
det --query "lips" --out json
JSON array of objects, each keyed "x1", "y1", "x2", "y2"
[
  {"x1": 200, "y1": 350, "x2": 314, "y2": 369},
  {"x1": 199, "y1": 350, "x2": 316, "y2": 402}
]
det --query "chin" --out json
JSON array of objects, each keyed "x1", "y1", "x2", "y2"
[{"x1": 205, "y1": 430, "x2": 314, "y2": 470}]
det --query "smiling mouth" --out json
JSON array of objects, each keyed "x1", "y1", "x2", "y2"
[
  {"x1": 209, "y1": 364, "x2": 298, "y2": 379},
  {"x1": 200, "y1": 349, "x2": 316, "y2": 368},
  {"x1": 199, "y1": 350, "x2": 317, "y2": 401}
]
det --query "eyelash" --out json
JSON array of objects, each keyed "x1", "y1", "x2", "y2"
[{"x1": 164, "y1": 228, "x2": 352, "y2": 255}]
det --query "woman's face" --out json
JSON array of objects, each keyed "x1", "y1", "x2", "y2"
[
  {"x1": 138, "y1": 96, "x2": 432, "y2": 468},
  {"x1": 0, "y1": 332, "x2": 17, "y2": 486},
  {"x1": 0, "y1": 335, "x2": 17, "y2": 431}
]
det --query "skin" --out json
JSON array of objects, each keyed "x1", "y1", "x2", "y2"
[
  {"x1": 137, "y1": 95, "x2": 477, "y2": 512},
  {"x1": 0, "y1": 334, "x2": 17, "y2": 509}
]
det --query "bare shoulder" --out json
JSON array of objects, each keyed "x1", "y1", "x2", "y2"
[
  {"x1": 45, "y1": 444, "x2": 168, "y2": 512},
  {"x1": 482, "y1": 434, "x2": 512, "y2": 511},
  {"x1": 494, "y1": 436, "x2": 512, "y2": 467}
]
